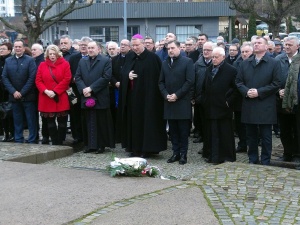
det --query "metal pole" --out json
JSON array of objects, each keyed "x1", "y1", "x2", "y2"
[{"x1": 124, "y1": 0, "x2": 127, "y2": 39}]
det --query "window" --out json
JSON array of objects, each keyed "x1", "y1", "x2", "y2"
[
  {"x1": 156, "y1": 26, "x2": 168, "y2": 42},
  {"x1": 127, "y1": 26, "x2": 139, "y2": 40},
  {"x1": 175, "y1": 25, "x2": 202, "y2": 42},
  {"x1": 90, "y1": 26, "x2": 119, "y2": 43}
]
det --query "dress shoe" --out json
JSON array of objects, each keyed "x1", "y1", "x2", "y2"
[
  {"x1": 193, "y1": 132, "x2": 200, "y2": 138},
  {"x1": 72, "y1": 138, "x2": 83, "y2": 145},
  {"x1": 193, "y1": 137, "x2": 203, "y2": 143},
  {"x1": 2, "y1": 134, "x2": 9, "y2": 142},
  {"x1": 179, "y1": 155, "x2": 187, "y2": 165},
  {"x1": 41, "y1": 137, "x2": 49, "y2": 145},
  {"x1": 205, "y1": 158, "x2": 218, "y2": 165},
  {"x1": 95, "y1": 147, "x2": 105, "y2": 154},
  {"x1": 236, "y1": 146, "x2": 247, "y2": 153},
  {"x1": 292, "y1": 156, "x2": 300, "y2": 163},
  {"x1": 83, "y1": 148, "x2": 95, "y2": 153},
  {"x1": 277, "y1": 155, "x2": 292, "y2": 162},
  {"x1": 140, "y1": 154, "x2": 150, "y2": 158},
  {"x1": 167, "y1": 154, "x2": 180, "y2": 163},
  {"x1": 197, "y1": 148, "x2": 203, "y2": 154}
]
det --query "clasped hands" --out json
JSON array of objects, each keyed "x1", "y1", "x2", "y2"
[
  {"x1": 167, "y1": 93, "x2": 177, "y2": 102},
  {"x1": 13, "y1": 91, "x2": 22, "y2": 99},
  {"x1": 44, "y1": 89, "x2": 56, "y2": 99},
  {"x1": 83, "y1": 87, "x2": 92, "y2": 97},
  {"x1": 247, "y1": 88, "x2": 258, "y2": 98}
]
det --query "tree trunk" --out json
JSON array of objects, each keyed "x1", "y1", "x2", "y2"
[
  {"x1": 268, "y1": 22, "x2": 281, "y2": 39},
  {"x1": 26, "y1": 27, "x2": 40, "y2": 47}
]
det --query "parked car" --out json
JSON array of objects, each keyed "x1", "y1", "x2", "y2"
[
  {"x1": 268, "y1": 33, "x2": 288, "y2": 40},
  {"x1": 288, "y1": 32, "x2": 300, "y2": 39}
]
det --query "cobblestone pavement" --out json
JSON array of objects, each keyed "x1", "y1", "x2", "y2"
[{"x1": 41, "y1": 134, "x2": 300, "y2": 225}]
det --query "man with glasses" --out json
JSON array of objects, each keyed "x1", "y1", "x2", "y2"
[
  {"x1": 144, "y1": 37, "x2": 156, "y2": 52},
  {"x1": 111, "y1": 39, "x2": 131, "y2": 142},
  {"x1": 233, "y1": 44, "x2": 253, "y2": 153},
  {"x1": 225, "y1": 44, "x2": 239, "y2": 65},
  {"x1": 185, "y1": 37, "x2": 196, "y2": 56},
  {"x1": 69, "y1": 36, "x2": 93, "y2": 145},
  {"x1": 193, "y1": 42, "x2": 214, "y2": 156}
]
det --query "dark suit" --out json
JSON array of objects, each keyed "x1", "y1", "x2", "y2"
[
  {"x1": 159, "y1": 55, "x2": 194, "y2": 156},
  {"x1": 69, "y1": 52, "x2": 85, "y2": 142},
  {"x1": 236, "y1": 53, "x2": 281, "y2": 165},
  {"x1": 75, "y1": 54, "x2": 115, "y2": 150},
  {"x1": 110, "y1": 53, "x2": 126, "y2": 141},
  {"x1": 188, "y1": 48, "x2": 202, "y2": 63},
  {"x1": 201, "y1": 61, "x2": 238, "y2": 163}
]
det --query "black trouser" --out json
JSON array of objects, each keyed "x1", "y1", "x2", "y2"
[
  {"x1": 234, "y1": 111, "x2": 247, "y2": 149},
  {"x1": 41, "y1": 116, "x2": 49, "y2": 139},
  {"x1": 168, "y1": 119, "x2": 190, "y2": 156},
  {"x1": 70, "y1": 103, "x2": 82, "y2": 141},
  {"x1": 47, "y1": 116, "x2": 68, "y2": 145},
  {"x1": 278, "y1": 113, "x2": 297, "y2": 157},
  {"x1": 193, "y1": 104, "x2": 201, "y2": 135}
]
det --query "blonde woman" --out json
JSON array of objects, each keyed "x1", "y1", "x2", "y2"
[{"x1": 35, "y1": 45, "x2": 71, "y2": 145}]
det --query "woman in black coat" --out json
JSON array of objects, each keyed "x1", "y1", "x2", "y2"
[{"x1": 0, "y1": 42, "x2": 13, "y2": 142}]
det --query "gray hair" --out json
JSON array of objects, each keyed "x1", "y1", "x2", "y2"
[
  {"x1": 268, "y1": 41, "x2": 275, "y2": 47},
  {"x1": 185, "y1": 37, "x2": 195, "y2": 44},
  {"x1": 284, "y1": 36, "x2": 299, "y2": 45},
  {"x1": 31, "y1": 43, "x2": 44, "y2": 51},
  {"x1": 241, "y1": 43, "x2": 253, "y2": 52},
  {"x1": 212, "y1": 47, "x2": 225, "y2": 56},
  {"x1": 107, "y1": 41, "x2": 118, "y2": 48},
  {"x1": 80, "y1": 36, "x2": 93, "y2": 43}
]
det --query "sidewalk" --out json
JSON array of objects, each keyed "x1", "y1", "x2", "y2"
[{"x1": 1, "y1": 134, "x2": 300, "y2": 224}]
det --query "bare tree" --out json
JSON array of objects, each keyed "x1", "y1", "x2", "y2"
[
  {"x1": 227, "y1": 0, "x2": 300, "y2": 37},
  {"x1": 0, "y1": 0, "x2": 94, "y2": 46}
]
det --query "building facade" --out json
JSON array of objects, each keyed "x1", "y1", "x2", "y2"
[{"x1": 41, "y1": 1, "x2": 235, "y2": 43}]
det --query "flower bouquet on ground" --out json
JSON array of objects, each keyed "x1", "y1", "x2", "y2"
[{"x1": 107, "y1": 157, "x2": 161, "y2": 178}]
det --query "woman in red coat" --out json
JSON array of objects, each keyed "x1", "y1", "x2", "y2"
[{"x1": 35, "y1": 44, "x2": 71, "y2": 145}]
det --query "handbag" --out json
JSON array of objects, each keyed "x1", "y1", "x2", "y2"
[
  {"x1": 66, "y1": 87, "x2": 78, "y2": 105},
  {"x1": 48, "y1": 66, "x2": 77, "y2": 105},
  {"x1": 0, "y1": 101, "x2": 12, "y2": 119}
]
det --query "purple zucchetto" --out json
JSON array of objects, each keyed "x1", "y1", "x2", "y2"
[{"x1": 132, "y1": 34, "x2": 144, "y2": 39}]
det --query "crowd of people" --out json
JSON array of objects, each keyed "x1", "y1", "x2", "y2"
[{"x1": 0, "y1": 31, "x2": 299, "y2": 166}]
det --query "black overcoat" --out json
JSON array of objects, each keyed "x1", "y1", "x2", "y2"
[
  {"x1": 235, "y1": 54, "x2": 281, "y2": 124},
  {"x1": 201, "y1": 61, "x2": 238, "y2": 119},
  {"x1": 158, "y1": 55, "x2": 194, "y2": 120},
  {"x1": 75, "y1": 54, "x2": 111, "y2": 109},
  {"x1": 119, "y1": 49, "x2": 167, "y2": 152}
]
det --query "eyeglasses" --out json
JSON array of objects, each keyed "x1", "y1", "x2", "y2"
[
  {"x1": 0, "y1": 48, "x2": 8, "y2": 51},
  {"x1": 185, "y1": 44, "x2": 193, "y2": 46},
  {"x1": 120, "y1": 43, "x2": 129, "y2": 47}
]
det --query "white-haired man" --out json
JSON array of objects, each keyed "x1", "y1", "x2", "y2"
[{"x1": 201, "y1": 47, "x2": 239, "y2": 164}]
